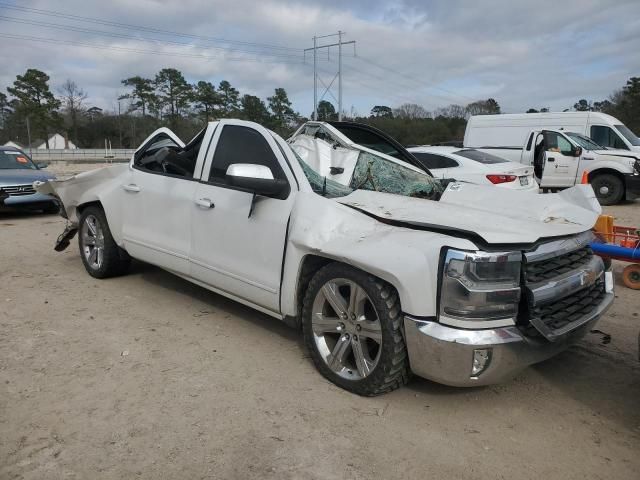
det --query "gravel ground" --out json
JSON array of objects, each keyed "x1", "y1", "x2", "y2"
[{"x1": 1, "y1": 164, "x2": 639, "y2": 479}]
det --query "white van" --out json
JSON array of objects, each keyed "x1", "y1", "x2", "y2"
[
  {"x1": 464, "y1": 112, "x2": 640, "y2": 152},
  {"x1": 464, "y1": 113, "x2": 640, "y2": 204}
]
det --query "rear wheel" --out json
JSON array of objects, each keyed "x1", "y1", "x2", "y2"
[
  {"x1": 302, "y1": 263, "x2": 410, "y2": 396},
  {"x1": 78, "y1": 206, "x2": 130, "y2": 278},
  {"x1": 590, "y1": 173, "x2": 624, "y2": 205}
]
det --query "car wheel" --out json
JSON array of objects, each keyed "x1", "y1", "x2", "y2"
[
  {"x1": 590, "y1": 173, "x2": 624, "y2": 205},
  {"x1": 302, "y1": 262, "x2": 410, "y2": 396},
  {"x1": 78, "y1": 206, "x2": 131, "y2": 278}
]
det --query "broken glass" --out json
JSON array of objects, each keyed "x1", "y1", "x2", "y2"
[{"x1": 350, "y1": 152, "x2": 443, "y2": 199}]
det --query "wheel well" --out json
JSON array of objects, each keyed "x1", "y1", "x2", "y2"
[
  {"x1": 291, "y1": 254, "x2": 403, "y2": 328},
  {"x1": 76, "y1": 201, "x2": 103, "y2": 219},
  {"x1": 588, "y1": 168, "x2": 625, "y2": 188},
  {"x1": 294, "y1": 255, "x2": 333, "y2": 323}
]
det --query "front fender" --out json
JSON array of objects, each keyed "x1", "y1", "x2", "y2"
[{"x1": 280, "y1": 193, "x2": 477, "y2": 318}]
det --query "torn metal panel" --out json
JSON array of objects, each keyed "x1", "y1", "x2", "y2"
[{"x1": 338, "y1": 182, "x2": 600, "y2": 245}]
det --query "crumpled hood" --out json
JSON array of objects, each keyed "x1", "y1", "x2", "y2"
[
  {"x1": 338, "y1": 183, "x2": 601, "y2": 244},
  {"x1": 0, "y1": 169, "x2": 55, "y2": 186}
]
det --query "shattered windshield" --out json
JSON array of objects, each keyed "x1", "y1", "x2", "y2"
[{"x1": 351, "y1": 152, "x2": 443, "y2": 199}]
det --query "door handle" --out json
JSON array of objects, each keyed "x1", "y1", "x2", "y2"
[
  {"x1": 547, "y1": 158, "x2": 555, "y2": 162},
  {"x1": 195, "y1": 198, "x2": 215, "y2": 209},
  {"x1": 122, "y1": 184, "x2": 141, "y2": 193}
]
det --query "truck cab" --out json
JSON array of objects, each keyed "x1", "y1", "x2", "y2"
[{"x1": 520, "y1": 129, "x2": 640, "y2": 204}]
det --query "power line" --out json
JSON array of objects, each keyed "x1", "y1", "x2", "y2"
[
  {"x1": 353, "y1": 55, "x2": 477, "y2": 103},
  {"x1": 0, "y1": 33, "x2": 306, "y2": 64},
  {"x1": 0, "y1": 15, "x2": 305, "y2": 60},
  {"x1": 0, "y1": 2, "x2": 300, "y2": 53}
]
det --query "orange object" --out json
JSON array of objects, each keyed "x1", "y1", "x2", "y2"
[
  {"x1": 580, "y1": 170, "x2": 589, "y2": 184},
  {"x1": 622, "y1": 264, "x2": 640, "y2": 290},
  {"x1": 593, "y1": 214, "x2": 614, "y2": 243}
]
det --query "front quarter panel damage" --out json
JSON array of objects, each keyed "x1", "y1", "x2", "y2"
[{"x1": 279, "y1": 192, "x2": 477, "y2": 318}]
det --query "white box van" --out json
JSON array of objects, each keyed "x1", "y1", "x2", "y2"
[
  {"x1": 464, "y1": 113, "x2": 640, "y2": 204},
  {"x1": 464, "y1": 112, "x2": 640, "y2": 152}
]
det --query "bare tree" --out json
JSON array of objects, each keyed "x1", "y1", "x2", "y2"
[
  {"x1": 59, "y1": 79, "x2": 88, "y2": 146},
  {"x1": 434, "y1": 104, "x2": 466, "y2": 119},
  {"x1": 393, "y1": 103, "x2": 430, "y2": 119}
]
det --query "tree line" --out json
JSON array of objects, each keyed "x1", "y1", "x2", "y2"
[
  {"x1": 0, "y1": 67, "x2": 638, "y2": 149},
  {"x1": 0, "y1": 68, "x2": 298, "y2": 149}
]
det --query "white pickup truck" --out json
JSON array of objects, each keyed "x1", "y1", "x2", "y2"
[
  {"x1": 465, "y1": 123, "x2": 640, "y2": 205},
  {"x1": 36, "y1": 119, "x2": 613, "y2": 395}
]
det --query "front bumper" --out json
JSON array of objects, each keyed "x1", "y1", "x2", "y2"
[
  {"x1": 404, "y1": 291, "x2": 614, "y2": 387},
  {"x1": 0, "y1": 191, "x2": 58, "y2": 209},
  {"x1": 624, "y1": 173, "x2": 640, "y2": 200}
]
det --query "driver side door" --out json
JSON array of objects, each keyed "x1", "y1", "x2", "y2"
[
  {"x1": 539, "y1": 130, "x2": 579, "y2": 188},
  {"x1": 189, "y1": 120, "x2": 297, "y2": 315}
]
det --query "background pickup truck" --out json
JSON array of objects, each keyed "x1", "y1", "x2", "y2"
[
  {"x1": 467, "y1": 127, "x2": 640, "y2": 205},
  {"x1": 37, "y1": 119, "x2": 614, "y2": 395}
]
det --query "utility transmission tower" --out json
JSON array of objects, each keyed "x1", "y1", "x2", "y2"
[{"x1": 304, "y1": 32, "x2": 355, "y2": 121}]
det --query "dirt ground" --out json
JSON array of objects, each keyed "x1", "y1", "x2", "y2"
[{"x1": 1, "y1": 164, "x2": 639, "y2": 479}]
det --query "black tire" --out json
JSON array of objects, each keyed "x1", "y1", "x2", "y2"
[
  {"x1": 590, "y1": 173, "x2": 624, "y2": 205},
  {"x1": 78, "y1": 205, "x2": 131, "y2": 278},
  {"x1": 302, "y1": 262, "x2": 410, "y2": 396}
]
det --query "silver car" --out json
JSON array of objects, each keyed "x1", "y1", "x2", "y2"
[{"x1": 0, "y1": 147, "x2": 58, "y2": 213}]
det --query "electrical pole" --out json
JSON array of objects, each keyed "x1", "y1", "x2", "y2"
[
  {"x1": 338, "y1": 31, "x2": 343, "y2": 121},
  {"x1": 313, "y1": 35, "x2": 317, "y2": 121},
  {"x1": 305, "y1": 33, "x2": 355, "y2": 121},
  {"x1": 26, "y1": 116, "x2": 32, "y2": 157}
]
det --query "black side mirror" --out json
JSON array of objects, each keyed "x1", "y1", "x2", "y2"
[
  {"x1": 573, "y1": 146, "x2": 583, "y2": 157},
  {"x1": 36, "y1": 162, "x2": 48, "y2": 169},
  {"x1": 226, "y1": 164, "x2": 289, "y2": 199}
]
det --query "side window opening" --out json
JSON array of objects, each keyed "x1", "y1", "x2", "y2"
[
  {"x1": 590, "y1": 125, "x2": 628, "y2": 150},
  {"x1": 543, "y1": 131, "x2": 573, "y2": 156},
  {"x1": 135, "y1": 129, "x2": 205, "y2": 178},
  {"x1": 209, "y1": 125, "x2": 289, "y2": 193}
]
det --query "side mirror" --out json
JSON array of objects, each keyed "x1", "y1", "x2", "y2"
[
  {"x1": 573, "y1": 146, "x2": 583, "y2": 157},
  {"x1": 36, "y1": 162, "x2": 49, "y2": 169},
  {"x1": 226, "y1": 163, "x2": 289, "y2": 199}
]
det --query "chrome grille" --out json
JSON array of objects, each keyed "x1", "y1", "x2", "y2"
[
  {"x1": 522, "y1": 233, "x2": 607, "y2": 341},
  {"x1": 524, "y1": 246, "x2": 593, "y2": 283},
  {"x1": 524, "y1": 279, "x2": 606, "y2": 338},
  {"x1": 1, "y1": 184, "x2": 36, "y2": 196}
]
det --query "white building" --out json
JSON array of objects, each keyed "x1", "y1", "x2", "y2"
[
  {"x1": 3, "y1": 140, "x2": 25, "y2": 149},
  {"x1": 35, "y1": 133, "x2": 77, "y2": 150}
]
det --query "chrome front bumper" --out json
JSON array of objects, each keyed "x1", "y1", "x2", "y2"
[{"x1": 404, "y1": 291, "x2": 614, "y2": 387}]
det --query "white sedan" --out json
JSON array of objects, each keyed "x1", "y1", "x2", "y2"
[{"x1": 408, "y1": 146, "x2": 539, "y2": 192}]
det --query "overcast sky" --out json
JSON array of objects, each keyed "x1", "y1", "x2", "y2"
[{"x1": 0, "y1": 0, "x2": 638, "y2": 117}]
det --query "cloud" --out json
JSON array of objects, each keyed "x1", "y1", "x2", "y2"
[{"x1": 0, "y1": 0, "x2": 638, "y2": 117}]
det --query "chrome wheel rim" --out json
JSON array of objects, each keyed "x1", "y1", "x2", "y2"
[
  {"x1": 311, "y1": 278, "x2": 382, "y2": 380},
  {"x1": 81, "y1": 214, "x2": 105, "y2": 270}
]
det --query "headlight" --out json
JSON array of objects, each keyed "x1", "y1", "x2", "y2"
[{"x1": 439, "y1": 248, "x2": 522, "y2": 329}]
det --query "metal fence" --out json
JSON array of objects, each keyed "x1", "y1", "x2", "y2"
[{"x1": 28, "y1": 149, "x2": 136, "y2": 163}]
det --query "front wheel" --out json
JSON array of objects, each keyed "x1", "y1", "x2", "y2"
[
  {"x1": 78, "y1": 206, "x2": 131, "y2": 278},
  {"x1": 590, "y1": 173, "x2": 624, "y2": 205},
  {"x1": 302, "y1": 263, "x2": 410, "y2": 396}
]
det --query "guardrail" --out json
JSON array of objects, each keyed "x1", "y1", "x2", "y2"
[{"x1": 27, "y1": 149, "x2": 136, "y2": 163}]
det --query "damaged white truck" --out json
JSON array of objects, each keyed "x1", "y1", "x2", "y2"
[{"x1": 36, "y1": 119, "x2": 614, "y2": 396}]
